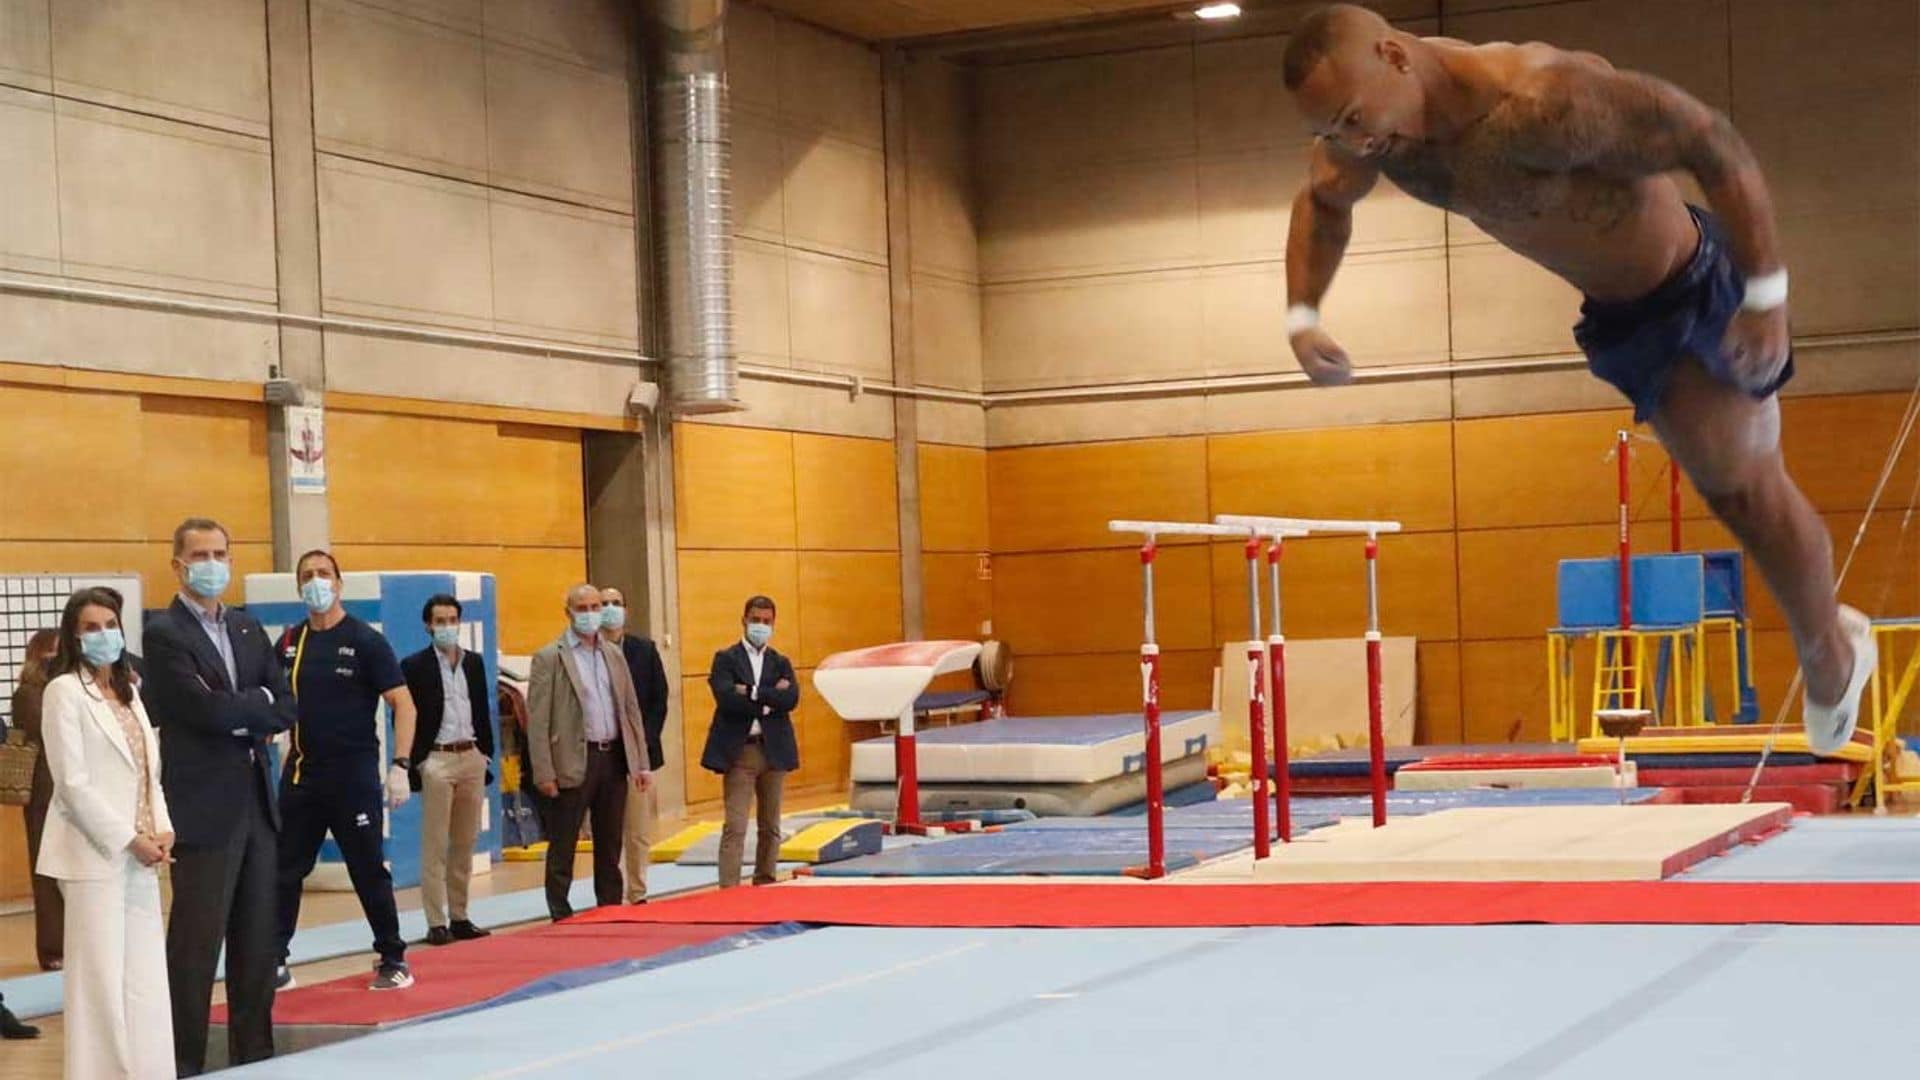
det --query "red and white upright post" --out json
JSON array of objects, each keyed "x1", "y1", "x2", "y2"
[
  {"x1": 1364, "y1": 532, "x2": 1387, "y2": 828},
  {"x1": 1137, "y1": 539, "x2": 1165, "y2": 877},
  {"x1": 1617, "y1": 429, "x2": 1635, "y2": 704},
  {"x1": 1242, "y1": 536, "x2": 1272, "y2": 859},
  {"x1": 1267, "y1": 536, "x2": 1292, "y2": 842}
]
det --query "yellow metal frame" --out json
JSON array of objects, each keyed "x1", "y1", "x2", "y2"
[
  {"x1": 1865, "y1": 621, "x2": 1920, "y2": 811},
  {"x1": 1548, "y1": 625, "x2": 1709, "y2": 743}
]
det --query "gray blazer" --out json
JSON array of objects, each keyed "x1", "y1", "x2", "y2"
[{"x1": 526, "y1": 633, "x2": 648, "y2": 790}]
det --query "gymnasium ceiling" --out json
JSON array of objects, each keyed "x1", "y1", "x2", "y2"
[{"x1": 744, "y1": 0, "x2": 1437, "y2": 62}]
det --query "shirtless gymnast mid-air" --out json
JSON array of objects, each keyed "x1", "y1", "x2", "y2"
[{"x1": 1280, "y1": 3, "x2": 1872, "y2": 752}]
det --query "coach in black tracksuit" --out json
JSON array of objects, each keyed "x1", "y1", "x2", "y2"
[{"x1": 273, "y1": 551, "x2": 419, "y2": 992}]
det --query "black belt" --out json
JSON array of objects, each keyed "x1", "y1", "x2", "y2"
[
  {"x1": 588, "y1": 739, "x2": 622, "y2": 753},
  {"x1": 434, "y1": 741, "x2": 477, "y2": 752}
]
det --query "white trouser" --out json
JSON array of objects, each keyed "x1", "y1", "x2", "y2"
[{"x1": 60, "y1": 854, "x2": 174, "y2": 1079}]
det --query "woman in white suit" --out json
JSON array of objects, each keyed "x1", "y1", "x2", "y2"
[{"x1": 37, "y1": 586, "x2": 175, "y2": 1079}]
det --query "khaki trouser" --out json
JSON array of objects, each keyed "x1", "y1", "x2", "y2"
[
  {"x1": 419, "y1": 748, "x2": 488, "y2": 927},
  {"x1": 718, "y1": 741, "x2": 785, "y2": 888},
  {"x1": 621, "y1": 782, "x2": 658, "y2": 903}
]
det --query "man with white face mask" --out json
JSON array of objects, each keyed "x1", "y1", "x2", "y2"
[
  {"x1": 702, "y1": 596, "x2": 799, "y2": 889},
  {"x1": 272, "y1": 550, "x2": 419, "y2": 992},
  {"x1": 527, "y1": 584, "x2": 652, "y2": 921},
  {"x1": 400, "y1": 594, "x2": 495, "y2": 946},
  {"x1": 143, "y1": 517, "x2": 294, "y2": 1075}
]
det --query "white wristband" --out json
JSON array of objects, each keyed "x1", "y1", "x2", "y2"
[
  {"x1": 1741, "y1": 269, "x2": 1788, "y2": 313},
  {"x1": 1285, "y1": 304, "x2": 1320, "y2": 336}
]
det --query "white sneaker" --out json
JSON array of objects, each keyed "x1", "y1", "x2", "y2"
[{"x1": 1804, "y1": 605, "x2": 1876, "y2": 756}]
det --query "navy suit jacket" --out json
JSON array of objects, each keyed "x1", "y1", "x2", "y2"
[
  {"x1": 142, "y1": 597, "x2": 294, "y2": 844},
  {"x1": 700, "y1": 642, "x2": 799, "y2": 773}
]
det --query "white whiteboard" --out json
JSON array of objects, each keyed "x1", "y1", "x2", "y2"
[{"x1": 0, "y1": 574, "x2": 144, "y2": 729}]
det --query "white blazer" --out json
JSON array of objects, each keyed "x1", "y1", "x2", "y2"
[{"x1": 36, "y1": 672, "x2": 172, "y2": 882}]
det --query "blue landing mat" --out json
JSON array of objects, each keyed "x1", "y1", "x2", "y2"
[
  {"x1": 0, "y1": 861, "x2": 752, "y2": 1021},
  {"x1": 808, "y1": 827, "x2": 1248, "y2": 877},
  {"x1": 1681, "y1": 817, "x2": 1920, "y2": 882}
]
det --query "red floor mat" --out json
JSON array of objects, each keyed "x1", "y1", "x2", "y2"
[
  {"x1": 573, "y1": 881, "x2": 1920, "y2": 929},
  {"x1": 216, "y1": 921, "x2": 761, "y2": 1028}
]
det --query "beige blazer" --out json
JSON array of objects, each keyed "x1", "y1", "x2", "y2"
[
  {"x1": 36, "y1": 672, "x2": 172, "y2": 881},
  {"x1": 527, "y1": 633, "x2": 648, "y2": 790}
]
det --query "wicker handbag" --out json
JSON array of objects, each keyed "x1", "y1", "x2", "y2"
[{"x1": 0, "y1": 731, "x2": 37, "y2": 807}]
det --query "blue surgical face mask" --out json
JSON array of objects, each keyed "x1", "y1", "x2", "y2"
[
  {"x1": 571, "y1": 610, "x2": 601, "y2": 638},
  {"x1": 745, "y1": 622, "x2": 773, "y2": 648},
  {"x1": 81, "y1": 628, "x2": 125, "y2": 667},
  {"x1": 301, "y1": 577, "x2": 336, "y2": 614},
  {"x1": 431, "y1": 625, "x2": 460, "y2": 650},
  {"x1": 184, "y1": 558, "x2": 230, "y2": 600},
  {"x1": 600, "y1": 605, "x2": 627, "y2": 631}
]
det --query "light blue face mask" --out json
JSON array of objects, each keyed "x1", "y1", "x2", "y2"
[
  {"x1": 184, "y1": 558, "x2": 230, "y2": 600},
  {"x1": 81, "y1": 628, "x2": 125, "y2": 667},
  {"x1": 600, "y1": 605, "x2": 627, "y2": 631},
  {"x1": 432, "y1": 625, "x2": 461, "y2": 650},
  {"x1": 301, "y1": 577, "x2": 336, "y2": 614},
  {"x1": 572, "y1": 610, "x2": 601, "y2": 638},
  {"x1": 745, "y1": 622, "x2": 773, "y2": 648}
]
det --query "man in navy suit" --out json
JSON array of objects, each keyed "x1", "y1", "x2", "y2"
[
  {"x1": 701, "y1": 596, "x2": 798, "y2": 888},
  {"x1": 142, "y1": 518, "x2": 294, "y2": 1076}
]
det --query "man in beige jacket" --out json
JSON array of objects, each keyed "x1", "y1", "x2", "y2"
[{"x1": 527, "y1": 584, "x2": 652, "y2": 921}]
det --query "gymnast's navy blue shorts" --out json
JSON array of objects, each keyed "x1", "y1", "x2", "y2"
[{"x1": 1573, "y1": 205, "x2": 1793, "y2": 422}]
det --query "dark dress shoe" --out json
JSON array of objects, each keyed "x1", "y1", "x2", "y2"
[
  {"x1": 1, "y1": 1006, "x2": 40, "y2": 1040},
  {"x1": 449, "y1": 920, "x2": 490, "y2": 941},
  {"x1": 424, "y1": 926, "x2": 454, "y2": 947}
]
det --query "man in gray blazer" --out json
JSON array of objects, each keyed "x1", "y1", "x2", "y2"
[{"x1": 527, "y1": 584, "x2": 652, "y2": 921}]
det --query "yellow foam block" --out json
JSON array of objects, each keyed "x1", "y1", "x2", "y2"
[
  {"x1": 1576, "y1": 730, "x2": 1872, "y2": 763},
  {"x1": 778, "y1": 819, "x2": 883, "y2": 863},
  {"x1": 1394, "y1": 764, "x2": 1634, "y2": 791},
  {"x1": 502, "y1": 842, "x2": 547, "y2": 863},
  {"x1": 652, "y1": 821, "x2": 721, "y2": 863}
]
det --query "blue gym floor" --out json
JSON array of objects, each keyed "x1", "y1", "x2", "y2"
[
  {"x1": 217, "y1": 813, "x2": 1920, "y2": 1079},
  {"x1": 227, "y1": 920, "x2": 1920, "y2": 1079}
]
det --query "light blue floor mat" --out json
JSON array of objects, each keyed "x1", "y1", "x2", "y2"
[
  {"x1": 222, "y1": 921, "x2": 1920, "y2": 1079},
  {"x1": 0, "y1": 861, "x2": 740, "y2": 1020}
]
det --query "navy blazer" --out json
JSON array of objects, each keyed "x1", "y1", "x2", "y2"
[
  {"x1": 142, "y1": 597, "x2": 295, "y2": 844},
  {"x1": 700, "y1": 642, "x2": 800, "y2": 773},
  {"x1": 401, "y1": 646, "x2": 496, "y2": 791}
]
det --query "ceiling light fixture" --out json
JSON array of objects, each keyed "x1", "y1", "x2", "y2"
[{"x1": 1193, "y1": 2, "x2": 1241, "y2": 19}]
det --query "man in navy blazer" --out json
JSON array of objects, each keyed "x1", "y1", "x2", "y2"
[
  {"x1": 142, "y1": 518, "x2": 294, "y2": 1076},
  {"x1": 701, "y1": 595, "x2": 798, "y2": 888}
]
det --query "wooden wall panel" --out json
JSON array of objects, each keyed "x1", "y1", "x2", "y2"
[
  {"x1": 994, "y1": 545, "x2": 1213, "y2": 656},
  {"x1": 918, "y1": 443, "x2": 989, "y2": 553},
  {"x1": 676, "y1": 549, "x2": 799, "y2": 676},
  {"x1": 1210, "y1": 533, "x2": 1460, "y2": 644},
  {"x1": 0, "y1": 384, "x2": 143, "y2": 541},
  {"x1": 922, "y1": 552, "x2": 991, "y2": 642},
  {"x1": 793, "y1": 669, "x2": 848, "y2": 792},
  {"x1": 796, "y1": 551, "x2": 903, "y2": 667},
  {"x1": 1007, "y1": 649, "x2": 1216, "y2": 717},
  {"x1": 1208, "y1": 421, "x2": 1456, "y2": 533},
  {"x1": 139, "y1": 396, "x2": 271, "y2": 543},
  {"x1": 793, "y1": 433, "x2": 898, "y2": 552},
  {"x1": 1460, "y1": 639, "x2": 1551, "y2": 745},
  {"x1": 1416, "y1": 641, "x2": 1463, "y2": 745},
  {"x1": 673, "y1": 423, "x2": 797, "y2": 550},
  {"x1": 987, "y1": 437, "x2": 1209, "y2": 553},
  {"x1": 680, "y1": 674, "x2": 721, "y2": 805},
  {"x1": 1455, "y1": 409, "x2": 1660, "y2": 530},
  {"x1": 1780, "y1": 394, "x2": 1920, "y2": 514},
  {"x1": 329, "y1": 412, "x2": 584, "y2": 548}
]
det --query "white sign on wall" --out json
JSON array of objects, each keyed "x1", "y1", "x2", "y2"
[{"x1": 288, "y1": 405, "x2": 327, "y2": 494}]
